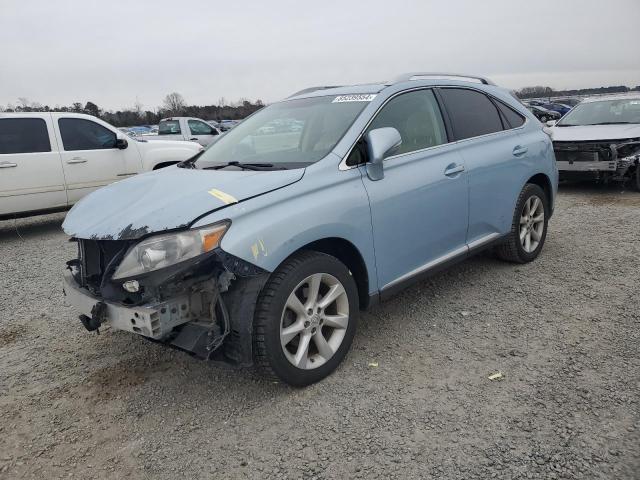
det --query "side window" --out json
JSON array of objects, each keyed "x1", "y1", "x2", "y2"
[
  {"x1": 158, "y1": 120, "x2": 181, "y2": 135},
  {"x1": 439, "y1": 88, "x2": 503, "y2": 140},
  {"x1": 188, "y1": 120, "x2": 214, "y2": 135},
  {"x1": 494, "y1": 100, "x2": 526, "y2": 129},
  {"x1": 58, "y1": 118, "x2": 117, "y2": 150},
  {"x1": 366, "y1": 89, "x2": 447, "y2": 157},
  {"x1": 0, "y1": 118, "x2": 51, "y2": 154}
]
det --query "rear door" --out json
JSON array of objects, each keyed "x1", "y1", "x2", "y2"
[
  {"x1": 437, "y1": 87, "x2": 529, "y2": 246},
  {"x1": 157, "y1": 118, "x2": 185, "y2": 141},
  {"x1": 55, "y1": 117, "x2": 139, "y2": 203},
  {"x1": 0, "y1": 115, "x2": 67, "y2": 216},
  {"x1": 186, "y1": 119, "x2": 219, "y2": 146}
]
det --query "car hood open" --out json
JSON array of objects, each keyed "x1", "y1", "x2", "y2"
[
  {"x1": 63, "y1": 166, "x2": 305, "y2": 240},
  {"x1": 551, "y1": 124, "x2": 640, "y2": 142}
]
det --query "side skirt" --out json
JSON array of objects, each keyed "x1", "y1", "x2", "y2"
[{"x1": 378, "y1": 233, "x2": 508, "y2": 302}]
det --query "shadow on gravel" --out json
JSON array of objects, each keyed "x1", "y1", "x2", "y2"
[
  {"x1": 559, "y1": 180, "x2": 640, "y2": 204},
  {"x1": 0, "y1": 214, "x2": 65, "y2": 240}
]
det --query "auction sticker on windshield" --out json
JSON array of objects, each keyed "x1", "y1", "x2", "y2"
[{"x1": 332, "y1": 94, "x2": 377, "y2": 103}]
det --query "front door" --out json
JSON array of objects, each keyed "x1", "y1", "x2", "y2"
[
  {"x1": 55, "y1": 117, "x2": 141, "y2": 204},
  {"x1": 355, "y1": 89, "x2": 469, "y2": 292},
  {"x1": 187, "y1": 119, "x2": 218, "y2": 146}
]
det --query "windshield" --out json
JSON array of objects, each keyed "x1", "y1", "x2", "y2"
[
  {"x1": 194, "y1": 96, "x2": 369, "y2": 169},
  {"x1": 558, "y1": 98, "x2": 640, "y2": 126}
]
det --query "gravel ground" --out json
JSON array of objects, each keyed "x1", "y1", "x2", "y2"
[{"x1": 1, "y1": 183, "x2": 639, "y2": 479}]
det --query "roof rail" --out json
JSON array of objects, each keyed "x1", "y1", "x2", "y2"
[
  {"x1": 288, "y1": 85, "x2": 343, "y2": 98},
  {"x1": 393, "y1": 72, "x2": 495, "y2": 86}
]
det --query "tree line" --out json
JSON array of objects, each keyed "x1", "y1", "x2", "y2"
[
  {"x1": 1, "y1": 92, "x2": 265, "y2": 127},
  {"x1": 514, "y1": 84, "x2": 640, "y2": 99}
]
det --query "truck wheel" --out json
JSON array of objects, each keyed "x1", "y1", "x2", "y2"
[
  {"x1": 634, "y1": 166, "x2": 640, "y2": 192},
  {"x1": 253, "y1": 251, "x2": 359, "y2": 386},
  {"x1": 496, "y1": 183, "x2": 549, "y2": 263}
]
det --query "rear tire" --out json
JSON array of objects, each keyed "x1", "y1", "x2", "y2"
[
  {"x1": 633, "y1": 165, "x2": 640, "y2": 192},
  {"x1": 253, "y1": 251, "x2": 359, "y2": 386},
  {"x1": 496, "y1": 183, "x2": 549, "y2": 263}
]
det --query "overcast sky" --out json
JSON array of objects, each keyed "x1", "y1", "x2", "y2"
[{"x1": 1, "y1": 0, "x2": 638, "y2": 111}]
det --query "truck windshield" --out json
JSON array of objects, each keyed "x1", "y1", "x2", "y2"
[
  {"x1": 194, "y1": 96, "x2": 369, "y2": 168},
  {"x1": 557, "y1": 98, "x2": 640, "y2": 126}
]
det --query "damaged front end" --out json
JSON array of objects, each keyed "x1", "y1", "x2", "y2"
[
  {"x1": 63, "y1": 225, "x2": 268, "y2": 366},
  {"x1": 554, "y1": 138, "x2": 640, "y2": 185}
]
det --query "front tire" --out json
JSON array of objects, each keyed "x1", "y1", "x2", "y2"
[
  {"x1": 253, "y1": 251, "x2": 359, "y2": 386},
  {"x1": 496, "y1": 183, "x2": 549, "y2": 263}
]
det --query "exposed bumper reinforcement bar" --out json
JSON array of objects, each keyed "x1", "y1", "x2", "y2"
[{"x1": 63, "y1": 270, "x2": 191, "y2": 340}]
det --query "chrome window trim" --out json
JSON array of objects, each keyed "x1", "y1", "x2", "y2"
[{"x1": 339, "y1": 85, "x2": 530, "y2": 171}]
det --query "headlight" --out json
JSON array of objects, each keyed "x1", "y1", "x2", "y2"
[{"x1": 112, "y1": 222, "x2": 229, "y2": 279}]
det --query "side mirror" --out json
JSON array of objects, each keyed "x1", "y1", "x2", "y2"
[
  {"x1": 546, "y1": 120, "x2": 557, "y2": 127},
  {"x1": 116, "y1": 138, "x2": 128, "y2": 150},
  {"x1": 363, "y1": 127, "x2": 402, "y2": 181}
]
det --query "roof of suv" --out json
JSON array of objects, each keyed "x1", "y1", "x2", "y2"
[{"x1": 287, "y1": 72, "x2": 497, "y2": 101}]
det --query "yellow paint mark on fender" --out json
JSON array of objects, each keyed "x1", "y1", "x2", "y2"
[
  {"x1": 208, "y1": 189, "x2": 238, "y2": 205},
  {"x1": 251, "y1": 238, "x2": 268, "y2": 260}
]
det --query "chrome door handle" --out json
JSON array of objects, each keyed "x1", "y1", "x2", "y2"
[
  {"x1": 67, "y1": 157, "x2": 87, "y2": 164},
  {"x1": 444, "y1": 164, "x2": 465, "y2": 176},
  {"x1": 512, "y1": 145, "x2": 528, "y2": 156},
  {"x1": 189, "y1": 138, "x2": 198, "y2": 141},
  {"x1": 0, "y1": 162, "x2": 17, "y2": 168}
]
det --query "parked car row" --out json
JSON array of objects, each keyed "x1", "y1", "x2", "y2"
[
  {"x1": 523, "y1": 97, "x2": 581, "y2": 120},
  {"x1": 0, "y1": 113, "x2": 203, "y2": 219}
]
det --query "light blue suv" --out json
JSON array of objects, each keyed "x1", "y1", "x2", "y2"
[{"x1": 62, "y1": 73, "x2": 558, "y2": 386}]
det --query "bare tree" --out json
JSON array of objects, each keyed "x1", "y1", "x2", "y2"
[
  {"x1": 218, "y1": 97, "x2": 227, "y2": 107},
  {"x1": 133, "y1": 99, "x2": 144, "y2": 119},
  {"x1": 163, "y1": 92, "x2": 186, "y2": 115},
  {"x1": 17, "y1": 97, "x2": 30, "y2": 109}
]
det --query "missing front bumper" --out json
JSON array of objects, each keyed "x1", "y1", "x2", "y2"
[{"x1": 63, "y1": 270, "x2": 192, "y2": 339}]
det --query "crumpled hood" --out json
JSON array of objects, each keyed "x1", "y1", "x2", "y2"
[
  {"x1": 551, "y1": 124, "x2": 640, "y2": 142},
  {"x1": 63, "y1": 166, "x2": 305, "y2": 240}
]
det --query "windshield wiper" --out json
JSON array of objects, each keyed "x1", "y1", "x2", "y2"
[
  {"x1": 208, "y1": 161, "x2": 279, "y2": 171},
  {"x1": 177, "y1": 150, "x2": 205, "y2": 169}
]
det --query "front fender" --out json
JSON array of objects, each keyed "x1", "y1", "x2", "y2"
[{"x1": 192, "y1": 159, "x2": 378, "y2": 294}]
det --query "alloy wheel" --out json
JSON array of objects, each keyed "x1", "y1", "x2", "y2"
[
  {"x1": 519, "y1": 195, "x2": 545, "y2": 253},
  {"x1": 280, "y1": 273, "x2": 349, "y2": 370}
]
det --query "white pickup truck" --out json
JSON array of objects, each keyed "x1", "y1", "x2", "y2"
[
  {"x1": 0, "y1": 112, "x2": 203, "y2": 219},
  {"x1": 157, "y1": 117, "x2": 222, "y2": 146}
]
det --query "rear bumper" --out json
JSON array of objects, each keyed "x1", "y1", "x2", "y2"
[{"x1": 62, "y1": 270, "x2": 191, "y2": 339}]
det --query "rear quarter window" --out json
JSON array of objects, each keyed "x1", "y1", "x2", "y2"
[
  {"x1": 0, "y1": 118, "x2": 51, "y2": 154},
  {"x1": 494, "y1": 100, "x2": 526, "y2": 128}
]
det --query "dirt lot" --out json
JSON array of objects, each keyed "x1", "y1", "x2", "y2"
[{"x1": 0, "y1": 184, "x2": 639, "y2": 479}]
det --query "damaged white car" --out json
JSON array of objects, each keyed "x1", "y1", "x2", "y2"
[{"x1": 549, "y1": 95, "x2": 640, "y2": 190}]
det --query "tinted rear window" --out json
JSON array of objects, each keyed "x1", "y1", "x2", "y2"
[
  {"x1": 0, "y1": 118, "x2": 51, "y2": 154},
  {"x1": 159, "y1": 120, "x2": 181, "y2": 135},
  {"x1": 439, "y1": 88, "x2": 503, "y2": 140},
  {"x1": 494, "y1": 100, "x2": 526, "y2": 128}
]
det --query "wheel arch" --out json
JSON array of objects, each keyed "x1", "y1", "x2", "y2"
[
  {"x1": 526, "y1": 172, "x2": 553, "y2": 212},
  {"x1": 288, "y1": 237, "x2": 371, "y2": 310}
]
